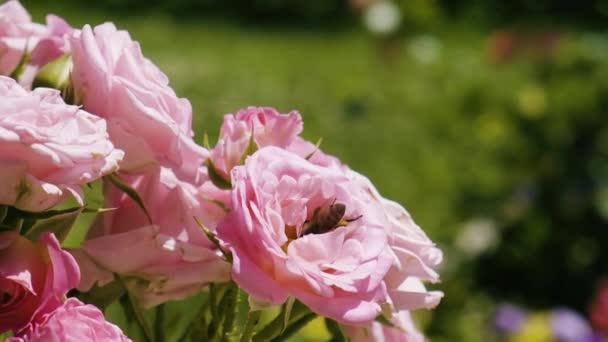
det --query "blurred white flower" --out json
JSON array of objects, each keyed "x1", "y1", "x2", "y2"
[
  {"x1": 455, "y1": 217, "x2": 499, "y2": 257},
  {"x1": 363, "y1": 1, "x2": 402, "y2": 36},
  {"x1": 408, "y1": 34, "x2": 442, "y2": 64}
]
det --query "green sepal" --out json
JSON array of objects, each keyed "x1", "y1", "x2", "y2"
[
  {"x1": 22, "y1": 206, "x2": 84, "y2": 242},
  {"x1": 193, "y1": 216, "x2": 232, "y2": 262},
  {"x1": 375, "y1": 313, "x2": 398, "y2": 328},
  {"x1": 205, "y1": 159, "x2": 233, "y2": 190},
  {"x1": 200, "y1": 194, "x2": 230, "y2": 214},
  {"x1": 203, "y1": 131, "x2": 211, "y2": 149},
  {"x1": 304, "y1": 137, "x2": 324, "y2": 160},
  {"x1": 105, "y1": 173, "x2": 152, "y2": 224},
  {"x1": 237, "y1": 131, "x2": 258, "y2": 166}
]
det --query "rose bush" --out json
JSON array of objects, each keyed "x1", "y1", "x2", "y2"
[
  {"x1": 70, "y1": 23, "x2": 207, "y2": 180},
  {"x1": 72, "y1": 166, "x2": 230, "y2": 307},
  {"x1": 0, "y1": 76, "x2": 123, "y2": 212},
  {"x1": 0, "y1": 1, "x2": 445, "y2": 338}
]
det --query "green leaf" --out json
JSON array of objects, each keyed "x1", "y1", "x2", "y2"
[
  {"x1": 325, "y1": 319, "x2": 346, "y2": 342},
  {"x1": 205, "y1": 159, "x2": 232, "y2": 190},
  {"x1": 304, "y1": 137, "x2": 324, "y2": 160},
  {"x1": 77, "y1": 278, "x2": 126, "y2": 311},
  {"x1": 237, "y1": 131, "x2": 258, "y2": 166},
  {"x1": 193, "y1": 217, "x2": 232, "y2": 262},
  {"x1": 240, "y1": 310, "x2": 262, "y2": 342},
  {"x1": 105, "y1": 173, "x2": 152, "y2": 224},
  {"x1": 23, "y1": 206, "x2": 84, "y2": 242}
]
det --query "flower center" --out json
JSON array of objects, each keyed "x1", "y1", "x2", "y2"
[
  {"x1": 281, "y1": 200, "x2": 362, "y2": 252},
  {"x1": 1, "y1": 291, "x2": 11, "y2": 305}
]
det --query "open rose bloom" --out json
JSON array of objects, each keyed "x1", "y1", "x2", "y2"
[
  {"x1": 0, "y1": 1, "x2": 443, "y2": 340},
  {"x1": 0, "y1": 76, "x2": 123, "y2": 211},
  {"x1": 217, "y1": 147, "x2": 442, "y2": 325},
  {"x1": 70, "y1": 23, "x2": 207, "y2": 180}
]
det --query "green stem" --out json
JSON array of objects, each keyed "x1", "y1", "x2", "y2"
[{"x1": 240, "y1": 310, "x2": 261, "y2": 342}]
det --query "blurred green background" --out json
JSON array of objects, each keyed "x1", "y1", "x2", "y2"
[{"x1": 22, "y1": 0, "x2": 608, "y2": 340}]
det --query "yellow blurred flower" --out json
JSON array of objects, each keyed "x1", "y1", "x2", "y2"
[{"x1": 510, "y1": 313, "x2": 552, "y2": 342}]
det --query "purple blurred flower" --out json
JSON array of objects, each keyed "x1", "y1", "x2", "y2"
[
  {"x1": 550, "y1": 308, "x2": 594, "y2": 342},
  {"x1": 494, "y1": 303, "x2": 527, "y2": 333}
]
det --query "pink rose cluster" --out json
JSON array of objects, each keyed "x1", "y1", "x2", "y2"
[
  {"x1": 0, "y1": 0, "x2": 443, "y2": 340},
  {"x1": 0, "y1": 232, "x2": 129, "y2": 341}
]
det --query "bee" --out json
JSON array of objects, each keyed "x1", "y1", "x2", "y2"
[{"x1": 301, "y1": 199, "x2": 362, "y2": 236}]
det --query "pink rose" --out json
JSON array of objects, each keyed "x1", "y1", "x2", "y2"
[
  {"x1": 0, "y1": 76, "x2": 123, "y2": 211},
  {"x1": 210, "y1": 107, "x2": 302, "y2": 178},
  {"x1": 27, "y1": 15, "x2": 72, "y2": 68},
  {"x1": 0, "y1": 1, "x2": 71, "y2": 78},
  {"x1": 343, "y1": 310, "x2": 425, "y2": 342},
  {"x1": 347, "y1": 172, "x2": 443, "y2": 311},
  {"x1": 8, "y1": 298, "x2": 130, "y2": 342},
  {"x1": 0, "y1": 232, "x2": 79, "y2": 334},
  {"x1": 73, "y1": 166, "x2": 230, "y2": 307},
  {"x1": 217, "y1": 147, "x2": 396, "y2": 324},
  {"x1": 70, "y1": 23, "x2": 207, "y2": 180},
  {"x1": 209, "y1": 107, "x2": 340, "y2": 182},
  {"x1": 0, "y1": 0, "x2": 44, "y2": 76}
]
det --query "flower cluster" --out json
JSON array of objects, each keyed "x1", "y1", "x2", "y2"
[
  {"x1": 0, "y1": 1, "x2": 443, "y2": 341},
  {"x1": 492, "y1": 288, "x2": 608, "y2": 342}
]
